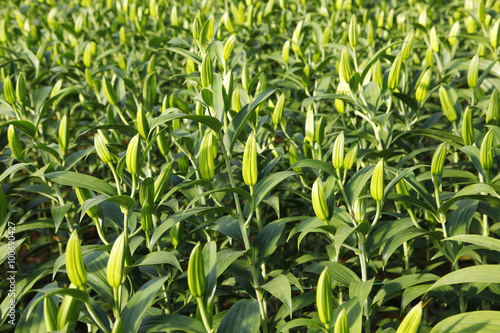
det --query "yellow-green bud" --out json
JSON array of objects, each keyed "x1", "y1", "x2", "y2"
[
  {"x1": 449, "y1": 21, "x2": 460, "y2": 47},
  {"x1": 372, "y1": 59, "x2": 383, "y2": 88},
  {"x1": 75, "y1": 187, "x2": 98, "y2": 219},
  {"x1": 322, "y1": 25, "x2": 331, "y2": 46},
  {"x1": 126, "y1": 134, "x2": 142, "y2": 175},
  {"x1": 199, "y1": 131, "x2": 215, "y2": 181},
  {"x1": 425, "y1": 47, "x2": 434, "y2": 68},
  {"x1": 94, "y1": 133, "x2": 113, "y2": 164},
  {"x1": 273, "y1": 93, "x2": 285, "y2": 126},
  {"x1": 371, "y1": 159, "x2": 385, "y2": 202},
  {"x1": 415, "y1": 68, "x2": 432, "y2": 103},
  {"x1": 170, "y1": 221, "x2": 183, "y2": 249},
  {"x1": 118, "y1": 53, "x2": 127, "y2": 71},
  {"x1": 136, "y1": 106, "x2": 149, "y2": 139},
  {"x1": 102, "y1": 77, "x2": 119, "y2": 107},
  {"x1": 143, "y1": 73, "x2": 156, "y2": 112},
  {"x1": 332, "y1": 131, "x2": 344, "y2": 170},
  {"x1": 465, "y1": 15, "x2": 476, "y2": 34},
  {"x1": 480, "y1": 129, "x2": 495, "y2": 172},
  {"x1": 478, "y1": 0, "x2": 485, "y2": 24},
  {"x1": 223, "y1": 34, "x2": 237, "y2": 61},
  {"x1": 339, "y1": 47, "x2": 352, "y2": 87},
  {"x1": 282, "y1": 40, "x2": 291, "y2": 64},
  {"x1": 57, "y1": 284, "x2": 81, "y2": 330},
  {"x1": 59, "y1": 114, "x2": 69, "y2": 155},
  {"x1": 223, "y1": 12, "x2": 234, "y2": 33},
  {"x1": 439, "y1": 86, "x2": 457, "y2": 123},
  {"x1": 44, "y1": 297, "x2": 58, "y2": 332},
  {"x1": 200, "y1": 53, "x2": 213, "y2": 88},
  {"x1": 242, "y1": 62, "x2": 250, "y2": 91},
  {"x1": 305, "y1": 108, "x2": 315, "y2": 144},
  {"x1": 349, "y1": 14, "x2": 357, "y2": 47},
  {"x1": 83, "y1": 43, "x2": 92, "y2": 68},
  {"x1": 462, "y1": 107, "x2": 475, "y2": 146},
  {"x1": 147, "y1": 54, "x2": 156, "y2": 75},
  {"x1": 490, "y1": 19, "x2": 500, "y2": 49},
  {"x1": 431, "y1": 142, "x2": 447, "y2": 186},
  {"x1": 388, "y1": 52, "x2": 403, "y2": 90},
  {"x1": 291, "y1": 20, "x2": 303, "y2": 53},
  {"x1": 3, "y1": 76, "x2": 16, "y2": 105},
  {"x1": 154, "y1": 161, "x2": 173, "y2": 203},
  {"x1": 353, "y1": 197, "x2": 366, "y2": 223},
  {"x1": 401, "y1": 30, "x2": 414, "y2": 60},
  {"x1": 157, "y1": 128, "x2": 169, "y2": 157},
  {"x1": 334, "y1": 308, "x2": 349, "y2": 333},
  {"x1": 0, "y1": 19, "x2": 7, "y2": 43},
  {"x1": 335, "y1": 97, "x2": 345, "y2": 114},
  {"x1": 315, "y1": 116, "x2": 325, "y2": 146},
  {"x1": 316, "y1": 267, "x2": 333, "y2": 328},
  {"x1": 289, "y1": 144, "x2": 301, "y2": 172},
  {"x1": 312, "y1": 179, "x2": 329, "y2": 221},
  {"x1": 8, "y1": 125, "x2": 24, "y2": 160},
  {"x1": 66, "y1": 230, "x2": 87, "y2": 289},
  {"x1": 396, "y1": 302, "x2": 422, "y2": 333},
  {"x1": 468, "y1": 53, "x2": 479, "y2": 89},
  {"x1": 16, "y1": 72, "x2": 27, "y2": 105},
  {"x1": 243, "y1": 132, "x2": 258, "y2": 186},
  {"x1": 187, "y1": 242, "x2": 206, "y2": 298},
  {"x1": 344, "y1": 144, "x2": 358, "y2": 170},
  {"x1": 232, "y1": 87, "x2": 241, "y2": 111},
  {"x1": 170, "y1": 6, "x2": 178, "y2": 26},
  {"x1": 107, "y1": 232, "x2": 126, "y2": 288},
  {"x1": 429, "y1": 26, "x2": 439, "y2": 53},
  {"x1": 487, "y1": 89, "x2": 499, "y2": 124}
]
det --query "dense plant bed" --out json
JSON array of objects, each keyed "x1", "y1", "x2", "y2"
[{"x1": 1, "y1": 0, "x2": 500, "y2": 332}]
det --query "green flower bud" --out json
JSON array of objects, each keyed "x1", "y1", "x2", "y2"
[
  {"x1": 371, "y1": 59, "x2": 383, "y2": 89},
  {"x1": 388, "y1": 52, "x2": 403, "y2": 90},
  {"x1": 291, "y1": 20, "x2": 303, "y2": 53},
  {"x1": 332, "y1": 131, "x2": 345, "y2": 170},
  {"x1": 429, "y1": 26, "x2": 439, "y2": 53},
  {"x1": 153, "y1": 161, "x2": 173, "y2": 203},
  {"x1": 339, "y1": 47, "x2": 352, "y2": 87},
  {"x1": 223, "y1": 34, "x2": 237, "y2": 61},
  {"x1": 75, "y1": 187, "x2": 99, "y2": 219},
  {"x1": 107, "y1": 232, "x2": 126, "y2": 288},
  {"x1": 3, "y1": 76, "x2": 16, "y2": 105},
  {"x1": 0, "y1": 19, "x2": 7, "y2": 43},
  {"x1": 439, "y1": 86, "x2": 457, "y2": 123},
  {"x1": 59, "y1": 114, "x2": 69, "y2": 156},
  {"x1": 187, "y1": 242, "x2": 206, "y2": 298},
  {"x1": 223, "y1": 12, "x2": 234, "y2": 33},
  {"x1": 136, "y1": 106, "x2": 149, "y2": 139},
  {"x1": 264, "y1": 0, "x2": 274, "y2": 17},
  {"x1": 289, "y1": 144, "x2": 301, "y2": 172},
  {"x1": 156, "y1": 128, "x2": 169, "y2": 157},
  {"x1": 118, "y1": 53, "x2": 127, "y2": 71},
  {"x1": 396, "y1": 302, "x2": 422, "y2": 333},
  {"x1": 243, "y1": 132, "x2": 258, "y2": 186},
  {"x1": 344, "y1": 144, "x2": 358, "y2": 171},
  {"x1": 462, "y1": 107, "x2": 475, "y2": 146},
  {"x1": 200, "y1": 53, "x2": 213, "y2": 88},
  {"x1": 126, "y1": 134, "x2": 142, "y2": 176},
  {"x1": 415, "y1": 68, "x2": 432, "y2": 103},
  {"x1": 66, "y1": 230, "x2": 87, "y2": 289},
  {"x1": 199, "y1": 131, "x2": 215, "y2": 181},
  {"x1": 141, "y1": 202, "x2": 152, "y2": 232},
  {"x1": 44, "y1": 297, "x2": 58, "y2": 332},
  {"x1": 335, "y1": 97, "x2": 345, "y2": 115},
  {"x1": 57, "y1": 284, "x2": 82, "y2": 330},
  {"x1": 322, "y1": 25, "x2": 330, "y2": 46},
  {"x1": 353, "y1": 196, "x2": 366, "y2": 223},
  {"x1": 371, "y1": 159, "x2": 385, "y2": 202},
  {"x1": 425, "y1": 47, "x2": 434, "y2": 68},
  {"x1": 8, "y1": 125, "x2": 24, "y2": 160},
  {"x1": 401, "y1": 30, "x2": 414, "y2": 60},
  {"x1": 480, "y1": 129, "x2": 495, "y2": 172},
  {"x1": 487, "y1": 89, "x2": 499, "y2": 124},
  {"x1": 490, "y1": 19, "x2": 500, "y2": 49},
  {"x1": 449, "y1": 21, "x2": 460, "y2": 47},
  {"x1": 431, "y1": 142, "x2": 447, "y2": 186},
  {"x1": 232, "y1": 87, "x2": 241, "y2": 111},
  {"x1": 147, "y1": 54, "x2": 156, "y2": 75},
  {"x1": 170, "y1": 221, "x2": 183, "y2": 249},
  {"x1": 94, "y1": 133, "x2": 113, "y2": 164},
  {"x1": 334, "y1": 308, "x2": 349, "y2": 333},
  {"x1": 102, "y1": 77, "x2": 119, "y2": 107},
  {"x1": 178, "y1": 154, "x2": 189, "y2": 173},
  {"x1": 305, "y1": 108, "x2": 315, "y2": 144},
  {"x1": 143, "y1": 73, "x2": 156, "y2": 112},
  {"x1": 273, "y1": 93, "x2": 285, "y2": 126},
  {"x1": 83, "y1": 43, "x2": 92, "y2": 68},
  {"x1": 316, "y1": 267, "x2": 333, "y2": 328},
  {"x1": 16, "y1": 72, "x2": 27, "y2": 105},
  {"x1": 478, "y1": 0, "x2": 485, "y2": 24},
  {"x1": 468, "y1": 53, "x2": 479, "y2": 89},
  {"x1": 242, "y1": 62, "x2": 250, "y2": 91},
  {"x1": 170, "y1": 5, "x2": 178, "y2": 26},
  {"x1": 312, "y1": 179, "x2": 329, "y2": 221},
  {"x1": 282, "y1": 40, "x2": 290, "y2": 64},
  {"x1": 349, "y1": 14, "x2": 357, "y2": 47},
  {"x1": 465, "y1": 15, "x2": 476, "y2": 34}
]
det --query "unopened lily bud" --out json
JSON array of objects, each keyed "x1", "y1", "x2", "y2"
[
  {"x1": 462, "y1": 107, "x2": 475, "y2": 146},
  {"x1": 344, "y1": 144, "x2": 358, "y2": 170},
  {"x1": 256, "y1": 74, "x2": 267, "y2": 96},
  {"x1": 339, "y1": 47, "x2": 352, "y2": 86},
  {"x1": 305, "y1": 108, "x2": 315, "y2": 144},
  {"x1": 126, "y1": 134, "x2": 142, "y2": 175},
  {"x1": 396, "y1": 302, "x2": 422, "y2": 333},
  {"x1": 94, "y1": 133, "x2": 113, "y2": 164},
  {"x1": 8, "y1": 125, "x2": 23, "y2": 160},
  {"x1": 56, "y1": 283, "x2": 82, "y2": 330},
  {"x1": 425, "y1": 47, "x2": 434, "y2": 67},
  {"x1": 243, "y1": 132, "x2": 258, "y2": 186},
  {"x1": 371, "y1": 159, "x2": 385, "y2": 202},
  {"x1": 487, "y1": 89, "x2": 499, "y2": 124},
  {"x1": 349, "y1": 14, "x2": 357, "y2": 47},
  {"x1": 154, "y1": 161, "x2": 173, "y2": 203},
  {"x1": 372, "y1": 59, "x2": 383, "y2": 88},
  {"x1": 322, "y1": 25, "x2": 330, "y2": 45},
  {"x1": 401, "y1": 30, "x2": 414, "y2": 60},
  {"x1": 273, "y1": 93, "x2": 285, "y2": 126},
  {"x1": 147, "y1": 54, "x2": 156, "y2": 75},
  {"x1": 16, "y1": 72, "x2": 27, "y2": 105},
  {"x1": 465, "y1": 16, "x2": 476, "y2": 34},
  {"x1": 44, "y1": 297, "x2": 58, "y2": 332},
  {"x1": 316, "y1": 267, "x2": 333, "y2": 328},
  {"x1": 66, "y1": 230, "x2": 87, "y2": 289},
  {"x1": 187, "y1": 242, "x2": 206, "y2": 298},
  {"x1": 0, "y1": 19, "x2": 8, "y2": 43},
  {"x1": 118, "y1": 53, "x2": 126, "y2": 71},
  {"x1": 312, "y1": 178, "x2": 329, "y2": 221},
  {"x1": 334, "y1": 308, "x2": 349, "y2": 333},
  {"x1": 332, "y1": 131, "x2": 344, "y2": 170},
  {"x1": 468, "y1": 53, "x2": 479, "y2": 89},
  {"x1": 242, "y1": 62, "x2": 250, "y2": 91},
  {"x1": 3, "y1": 76, "x2": 15, "y2": 105},
  {"x1": 490, "y1": 20, "x2": 500, "y2": 49},
  {"x1": 429, "y1": 26, "x2": 439, "y2": 53},
  {"x1": 439, "y1": 86, "x2": 457, "y2": 123},
  {"x1": 199, "y1": 131, "x2": 215, "y2": 181},
  {"x1": 353, "y1": 196, "x2": 366, "y2": 223},
  {"x1": 449, "y1": 21, "x2": 460, "y2": 47},
  {"x1": 478, "y1": 0, "x2": 485, "y2": 24},
  {"x1": 75, "y1": 187, "x2": 99, "y2": 219},
  {"x1": 200, "y1": 53, "x2": 212, "y2": 88},
  {"x1": 388, "y1": 52, "x2": 403, "y2": 90},
  {"x1": 136, "y1": 106, "x2": 149, "y2": 139},
  {"x1": 59, "y1": 114, "x2": 69, "y2": 155},
  {"x1": 282, "y1": 40, "x2": 290, "y2": 65},
  {"x1": 102, "y1": 77, "x2": 119, "y2": 107},
  {"x1": 335, "y1": 96, "x2": 345, "y2": 115},
  {"x1": 415, "y1": 68, "x2": 432, "y2": 103},
  {"x1": 170, "y1": 5, "x2": 178, "y2": 26},
  {"x1": 431, "y1": 142, "x2": 447, "y2": 186},
  {"x1": 143, "y1": 73, "x2": 156, "y2": 112},
  {"x1": 83, "y1": 43, "x2": 92, "y2": 68},
  {"x1": 223, "y1": 34, "x2": 237, "y2": 61},
  {"x1": 480, "y1": 129, "x2": 495, "y2": 172},
  {"x1": 289, "y1": 144, "x2": 300, "y2": 172},
  {"x1": 315, "y1": 116, "x2": 325, "y2": 146},
  {"x1": 107, "y1": 232, "x2": 126, "y2": 288},
  {"x1": 170, "y1": 221, "x2": 183, "y2": 249},
  {"x1": 291, "y1": 20, "x2": 303, "y2": 53}
]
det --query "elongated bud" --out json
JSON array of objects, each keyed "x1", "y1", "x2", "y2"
[
  {"x1": 199, "y1": 131, "x2": 215, "y2": 181},
  {"x1": 200, "y1": 53, "x2": 213, "y2": 88},
  {"x1": 170, "y1": 6, "x2": 178, "y2": 26},
  {"x1": 449, "y1": 21, "x2": 460, "y2": 47},
  {"x1": 305, "y1": 108, "x2": 315, "y2": 144},
  {"x1": 57, "y1": 284, "x2": 82, "y2": 330},
  {"x1": 480, "y1": 129, "x2": 495, "y2": 172},
  {"x1": 75, "y1": 187, "x2": 98, "y2": 219},
  {"x1": 44, "y1": 297, "x2": 58, "y2": 332},
  {"x1": 487, "y1": 89, "x2": 499, "y2": 124},
  {"x1": 154, "y1": 161, "x2": 173, "y2": 203},
  {"x1": 478, "y1": 0, "x2": 485, "y2": 24},
  {"x1": 136, "y1": 106, "x2": 149, "y2": 139},
  {"x1": 66, "y1": 230, "x2": 87, "y2": 289},
  {"x1": 273, "y1": 93, "x2": 285, "y2": 126},
  {"x1": 429, "y1": 26, "x2": 439, "y2": 53},
  {"x1": 349, "y1": 15, "x2": 357, "y2": 47},
  {"x1": 3, "y1": 76, "x2": 16, "y2": 105},
  {"x1": 83, "y1": 43, "x2": 92, "y2": 68},
  {"x1": 243, "y1": 132, "x2": 258, "y2": 186},
  {"x1": 242, "y1": 62, "x2": 250, "y2": 91},
  {"x1": 187, "y1": 242, "x2": 206, "y2": 298},
  {"x1": 118, "y1": 53, "x2": 127, "y2": 71},
  {"x1": 339, "y1": 47, "x2": 352, "y2": 86},
  {"x1": 16, "y1": 72, "x2": 27, "y2": 105},
  {"x1": 8, "y1": 125, "x2": 24, "y2": 160},
  {"x1": 143, "y1": 73, "x2": 156, "y2": 112},
  {"x1": 59, "y1": 114, "x2": 69, "y2": 155},
  {"x1": 388, "y1": 52, "x2": 403, "y2": 90},
  {"x1": 431, "y1": 142, "x2": 447, "y2": 186},
  {"x1": 291, "y1": 20, "x2": 303, "y2": 53},
  {"x1": 126, "y1": 134, "x2": 142, "y2": 175},
  {"x1": 282, "y1": 40, "x2": 290, "y2": 64},
  {"x1": 371, "y1": 159, "x2": 385, "y2": 202},
  {"x1": 396, "y1": 302, "x2": 422, "y2": 333},
  {"x1": 289, "y1": 144, "x2": 301, "y2": 172},
  {"x1": 334, "y1": 308, "x2": 349, "y2": 333},
  {"x1": 170, "y1": 221, "x2": 183, "y2": 249},
  {"x1": 0, "y1": 19, "x2": 7, "y2": 43},
  {"x1": 332, "y1": 131, "x2": 345, "y2": 170},
  {"x1": 156, "y1": 128, "x2": 169, "y2": 157},
  {"x1": 102, "y1": 77, "x2": 119, "y2": 107},
  {"x1": 415, "y1": 68, "x2": 432, "y2": 103},
  {"x1": 147, "y1": 55, "x2": 156, "y2": 76},
  {"x1": 490, "y1": 20, "x2": 500, "y2": 49},
  {"x1": 371, "y1": 59, "x2": 383, "y2": 88},
  {"x1": 344, "y1": 144, "x2": 358, "y2": 170},
  {"x1": 107, "y1": 232, "x2": 126, "y2": 288},
  {"x1": 439, "y1": 86, "x2": 457, "y2": 123},
  {"x1": 316, "y1": 267, "x2": 333, "y2": 328},
  {"x1": 223, "y1": 34, "x2": 237, "y2": 61},
  {"x1": 462, "y1": 107, "x2": 475, "y2": 146},
  {"x1": 401, "y1": 30, "x2": 414, "y2": 60},
  {"x1": 312, "y1": 179, "x2": 329, "y2": 221},
  {"x1": 468, "y1": 53, "x2": 479, "y2": 89},
  {"x1": 353, "y1": 196, "x2": 366, "y2": 223},
  {"x1": 94, "y1": 133, "x2": 113, "y2": 164}
]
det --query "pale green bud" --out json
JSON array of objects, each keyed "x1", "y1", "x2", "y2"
[
  {"x1": 59, "y1": 114, "x2": 69, "y2": 155},
  {"x1": 401, "y1": 30, "x2": 414, "y2": 60},
  {"x1": 94, "y1": 133, "x2": 113, "y2": 164},
  {"x1": 289, "y1": 144, "x2": 300, "y2": 172},
  {"x1": 396, "y1": 302, "x2": 422, "y2": 333},
  {"x1": 478, "y1": 0, "x2": 485, "y2": 24},
  {"x1": 490, "y1": 19, "x2": 500, "y2": 49},
  {"x1": 3, "y1": 76, "x2": 16, "y2": 105},
  {"x1": 371, "y1": 159, "x2": 385, "y2": 202},
  {"x1": 66, "y1": 230, "x2": 87, "y2": 289},
  {"x1": 349, "y1": 14, "x2": 357, "y2": 47},
  {"x1": 449, "y1": 21, "x2": 460, "y2": 47},
  {"x1": 312, "y1": 178, "x2": 329, "y2": 221},
  {"x1": 273, "y1": 93, "x2": 285, "y2": 126},
  {"x1": 200, "y1": 53, "x2": 213, "y2": 88},
  {"x1": 415, "y1": 68, "x2": 432, "y2": 103},
  {"x1": 199, "y1": 131, "x2": 215, "y2": 181},
  {"x1": 332, "y1": 131, "x2": 344, "y2": 170},
  {"x1": 136, "y1": 106, "x2": 149, "y2": 139},
  {"x1": 468, "y1": 53, "x2": 479, "y2": 89},
  {"x1": 339, "y1": 47, "x2": 352, "y2": 86},
  {"x1": 431, "y1": 142, "x2": 447, "y2": 186},
  {"x1": 480, "y1": 129, "x2": 495, "y2": 171},
  {"x1": 126, "y1": 134, "x2": 142, "y2": 175},
  {"x1": 486, "y1": 89, "x2": 499, "y2": 124},
  {"x1": 16, "y1": 72, "x2": 27, "y2": 105},
  {"x1": 83, "y1": 43, "x2": 92, "y2": 68},
  {"x1": 8, "y1": 125, "x2": 23, "y2": 160},
  {"x1": 344, "y1": 144, "x2": 358, "y2": 170},
  {"x1": 462, "y1": 107, "x2": 475, "y2": 146},
  {"x1": 388, "y1": 52, "x2": 403, "y2": 90},
  {"x1": 334, "y1": 308, "x2": 349, "y2": 333},
  {"x1": 242, "y1": 62, "x2": 249, "y2": 91},
  {"x1": 316, "y1": 267, "x2": 333, "y2": 328},
  {"x1": 223, "y1": 34, "x2": 237, "y2": 61},
  {"x1": 439, "y1": 86, "x2": 457, "y2": 123},
  {"x1": 282, "y1": 40, "x2": 290, "y2": 64},
  {"x1": 143, "y1": 73, "x2": 156, "y2": 112},
  {"x1": 372, "y1": 59, "x2": 383, "y2": 88},
  {"x1": 243, "y1": 132, "x2": 258, "y2": 186},
  {"x1": 107, "y1": 233, "x2": 126, "y2": 288},
  {"x1": 154, "y1": 161, "x2": 173, "y2": 203},
  {"x1": 187, "y1": 242, "x2": 206, "y2": 298},
  {"x1": 465, "y1": 16, "x2": 476, "y2": 34},
  {"x1": 305, "y1": 108, "x2": 315, "y2": 144},
  {"x1": 75, "y1": 187, "x2": 98, "y2": 219},
  {"x1": 102, "y1": 77, "x2": 119, "y2": 107},
  {"x1": 430, "y1": 26, "x2": 439, "y2": 53}
]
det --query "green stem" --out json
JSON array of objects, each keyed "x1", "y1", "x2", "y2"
[{"x1": 196, "y1": 297, "x2": 213, "y2": 333}]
